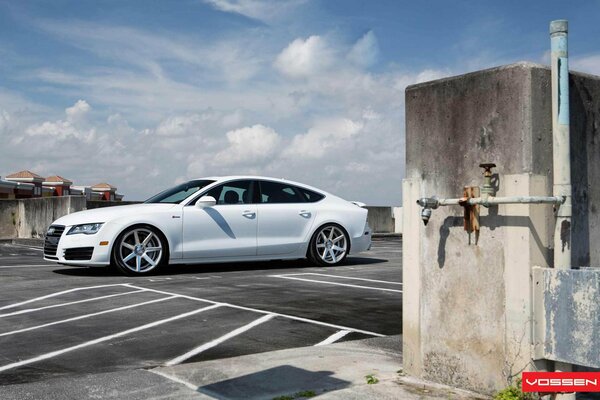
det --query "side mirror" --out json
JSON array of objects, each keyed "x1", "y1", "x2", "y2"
[{"x1": 195, "y1": 195, "x2": 217, "y2": 208}]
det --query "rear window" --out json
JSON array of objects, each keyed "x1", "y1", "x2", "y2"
[
  {"x1": 298, "y1": 187, "x2": 325, "y2": 203},
  {"x1": 258, "y1": 181, "x2": 325, "y2": 204},
  {"x1": 259, "y1": 181, "x2": 305, "y2": 203}
]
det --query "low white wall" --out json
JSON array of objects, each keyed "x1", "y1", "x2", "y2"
[{"x1": 393, "y1": 207, "x2": 403, "y2": 234}]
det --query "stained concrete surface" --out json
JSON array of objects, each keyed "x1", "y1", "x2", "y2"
[{"x1": 403, "y1": 62, "x2": 600, "y2": 394}]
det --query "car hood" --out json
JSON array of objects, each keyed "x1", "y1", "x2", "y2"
[{"x1": 52, "y1": 203, "x2": 177, "y2": 227}]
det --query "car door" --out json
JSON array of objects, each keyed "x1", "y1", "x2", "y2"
[
  {"x1": 256, "y1": 180, "x2": 317, "y2": 256},
  {"x1": 182, "y1": 180, "x2": 257, "y2": 259}
]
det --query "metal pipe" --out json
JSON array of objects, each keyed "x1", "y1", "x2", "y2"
[
  {"x1": 470, "y1": 196, "x2": 564, "y2": 206},
  {"x1": 550, "y1": 18, "x2": 574, "y2": 386},
  {"x1": 550, "y1": 19, "x2": 572, "y2": 270},
  {"x1": 423, "y1": 196, "x2": 564, "y2": 207}
]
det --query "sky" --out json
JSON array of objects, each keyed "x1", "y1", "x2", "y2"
[{"x1": 1, "y1": 0, "x2": 599, "y2": 204}]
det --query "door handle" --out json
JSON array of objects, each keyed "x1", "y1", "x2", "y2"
[
  {"x1": 299, "y1": 210, "x2": 311, "y2": 218},
  {"x1": 242, "y1": 210, "x2": 256, "y2": 218}
]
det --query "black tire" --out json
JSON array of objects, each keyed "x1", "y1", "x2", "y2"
[
  {"x1": 111, "y1": 225, "x2": 168, "y2": 276},
  {"x1": 307, "y1": 223, "x2": 350, "y2": 267}
]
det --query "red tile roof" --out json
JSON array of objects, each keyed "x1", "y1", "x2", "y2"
[
  {"x1": 6, "y1": 170, "x2": 44, "y2": 180},
  {"x1": 45, "y1": 175, "x2": 73, "y2": 184},
  {"x1": 91, "y1": 182, "x2": 117, "y2": 190}
]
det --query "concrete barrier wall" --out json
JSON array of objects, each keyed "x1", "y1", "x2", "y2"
[
  {"x1": 0, "y1": 197, "x2": 133, "y2": 239},
  {"x1": 365, "y1": 206, "x2": 403, "y2": 234},
  {"x1": 0, "y1": 200, "x2": 19, "y2": 239},
  {"x1": 16, "y1": 196, "x2": 87, "y2": 238}
]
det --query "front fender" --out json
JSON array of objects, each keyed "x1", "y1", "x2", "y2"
[{"x1": 108, "y1": 210, "x2": 182, "y2": 260}]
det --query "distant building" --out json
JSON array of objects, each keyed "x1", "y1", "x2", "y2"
[
  {"x1": 0, "y1": 171, "x2": 124, "y2": 201},
  {"x1": 69, "y1": 186, "x2": 89, "y2": 198},
  {"x1": 4, "y1": 170, "x2": 43, "y2": 198},
  {"x1": 0, "y1": 177, "x2": 17, "y2": 199},
  {"x1": 43, "y1": 175, "x2": 73, "y2": 197},
  {"x1": 91, "y1": 183, "x2": 118, "y2": 201}
]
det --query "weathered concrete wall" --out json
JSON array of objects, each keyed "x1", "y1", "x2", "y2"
[
  {"x1": 403, "y1": 62, "x2": 600, "y2": 394},
  {"x1": 0, "y1": 200, "x2": 19, "y2": 239},
  {"x1": 16, "y1": 196, "x2": 87, "y2": 238},
  {"x1": 366, "y1": 206, "x2": 395, "y2": 233},
  {"x1": 533, "y1": 267, "x2": 600, "y2": 368},
  {"x1": 0, "y1": 198, "x2": 133, "y2": 239}
]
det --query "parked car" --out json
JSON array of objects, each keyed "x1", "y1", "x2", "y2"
[{"x1": 43, "y1": 176, "x2": 372, "y2": 275}]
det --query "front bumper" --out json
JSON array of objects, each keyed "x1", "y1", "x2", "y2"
[{"x1": 43, "y1": 224, "x2": 116, "y2": 266}]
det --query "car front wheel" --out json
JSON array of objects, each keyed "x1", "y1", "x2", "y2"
[
  {"x1": 112, "y1": 225, "x2": 167, "y2": 275},
  {"x1": 308, "y1": 224, "x2": 349, "y2": 266}
]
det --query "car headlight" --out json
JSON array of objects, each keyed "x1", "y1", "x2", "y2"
[{"x1": 67, "y1": 223, "x2": 104, "y2": 235}]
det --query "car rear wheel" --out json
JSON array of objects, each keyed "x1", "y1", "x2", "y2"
[
  {"x1": 308, "y1": 224, "x2": 349, "y2": 266},
  {"x1": 112, "y1": 226, "x2": 166, "y2": 275}
]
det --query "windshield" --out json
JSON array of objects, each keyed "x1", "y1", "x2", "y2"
[{"x1": 144, "y1": 180, "x2": 215, "y2": 204}]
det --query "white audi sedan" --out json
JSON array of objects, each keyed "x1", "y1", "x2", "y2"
[{"x1": 43, "y1": 176, "x2": 372, "y2": 275}]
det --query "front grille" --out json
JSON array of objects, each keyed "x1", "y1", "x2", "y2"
[
  {"x1": 64, "y1": 247, "x2": 94, "y2": 261},
  {"x1": 44, "y1": 225, "x2": 65, "y2": 257}
]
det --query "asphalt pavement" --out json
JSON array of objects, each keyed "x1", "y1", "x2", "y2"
[{"x1": 0, "y1": 236, "x2": 402, "y2": 397}]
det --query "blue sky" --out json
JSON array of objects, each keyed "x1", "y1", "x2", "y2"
[{"x1": 1, "y1": 0, "x2": 599, "y2": 204}]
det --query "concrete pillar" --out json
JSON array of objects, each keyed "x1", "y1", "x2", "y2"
[{"x1": 402, "y1": 62, "x2": 600, "y2": 394}]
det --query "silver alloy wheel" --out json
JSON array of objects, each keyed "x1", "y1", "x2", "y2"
[
  {"x1": 315, "y1": 225, "x2": 347, "y2": 264},
  {"x1": 118, "y1": 228, "x2": 163, "y2": 273}
]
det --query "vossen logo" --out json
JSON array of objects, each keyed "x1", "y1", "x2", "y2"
[{"x1": 522, "y1": 372, "x2": 600, "y2": 393}]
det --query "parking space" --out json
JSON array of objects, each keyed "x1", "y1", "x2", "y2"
[{"x1": 0, "y1": 237, "x2": 401, "y2": 386}]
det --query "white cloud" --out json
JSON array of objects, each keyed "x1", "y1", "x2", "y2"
[
  {"x1": 274, "y1": 36, "x2": 333, "y2": 78},
  {"x1": 32, "y1": 19, "x2": 266, "y2": 85},
  {"x1": 218, "y1": 124, "x2": 281, "y2": 165},
  {"x1": 24, "y1": 100, "x2": 95, "y2": 142},
  {"x1": 347, "y1": 31, "x2": 379, "y2": 68},
  {"x1": 285, "y1": 118, "x2": 363, "y2": 159},
  {"x1": 65, "y1": 99, "x2": 91, "y2": 123},
  {"x1": 155, "y1": 114, "x2": 202, "y2": 137},
  {"x1": 203, "y1": 0, "x2": 305, "y2": 22},
  {"x1": 571, "y1": 54, "x2": 600, "y2": 76},
  {"x1": 0, "y1": 110, "x2": 11, "y2": 135}
]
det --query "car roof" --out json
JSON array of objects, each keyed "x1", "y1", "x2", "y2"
[{"x1": 191, "y1": 176, "x2": 330, "y2": 196}]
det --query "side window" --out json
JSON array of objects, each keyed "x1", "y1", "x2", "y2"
[
  {"x1": 298, "y1": 187, "x2": 325, "y2": 203},
  {"x1": 259, "y1": 181, "x2": 306, "y2": 204},
  {"x1": 204, "y1": 180, "x2": 253, "y2": 205}
]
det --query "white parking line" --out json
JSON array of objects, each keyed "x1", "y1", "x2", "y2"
[
  {"x1": 2, "y1": 243, "x2": 44, "y2": 251},
  {"x1": 0, "y1": 284, "x2": 130, "y2": 311},
  {"x1": 0, "y1": 289, "x2": 146, "y2": 318},
  {"x1": 0, "y1": 303, "x2": 222, "y2": 373},
  {"x1": 314, "y1": 330, "x2": 351, "y2": 346},
  {"x1": 0, "y1": 296, "x2": 177, "y2": 337},
  {"x1": 166, "y1": 313, "x2": 275, "y2": 366},
  {"x1": 123, "y1": 284, "x2": 385, "y2": 337},
  {"x1": 149, "y1": 369, "x2": 198, "y2": 391},
  {"x1": 289, "y1": 273, "x2": 402, "y2": 285},
  {"x1": 0, "y1": 264, "x2": 56, "y2": 269},
  {"x1": 269, "y1": 275, "x2": 403, "y2": 293}
]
